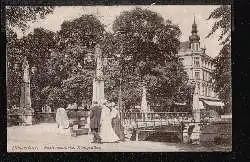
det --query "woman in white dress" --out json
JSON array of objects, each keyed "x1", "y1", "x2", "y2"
[{"x1": 99, "y1": 102, "x2": 119, "y2": 143}]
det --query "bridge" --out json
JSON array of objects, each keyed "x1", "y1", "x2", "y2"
[
  {"x1": 8, "y1": 110, "x2": 231, "y2": 144},
  {"x1": 121, "y1": 112, "x2": 192, "y2": 141},
  {"x1": 121, "y1": 111, "x2": 232, "y2": 144}
]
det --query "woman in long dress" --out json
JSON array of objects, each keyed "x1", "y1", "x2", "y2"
[
  {"x1": 99, "y1": 102, "x2": 119, "y2": 143},
  {"x1": 111, "y1": 105, "x2": 125, "y2": 141}
]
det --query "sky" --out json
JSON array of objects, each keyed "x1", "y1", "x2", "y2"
[{"x1": 16, "y1": 5, "x2": 223, "y2": 58}]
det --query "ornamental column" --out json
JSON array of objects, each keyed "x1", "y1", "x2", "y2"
[
  {"x1": 20, "y1": 56, "x2": 33, "y2": 125},
  {"x1": 92, "y1": 44, "x2": 105, "y2": 104}
]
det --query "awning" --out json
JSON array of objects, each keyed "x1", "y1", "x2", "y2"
[{"x1": 202, "y1": 100, "x2": 225, "y2": 107}]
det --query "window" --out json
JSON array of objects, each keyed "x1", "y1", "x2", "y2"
[
  {"x1": 208, "y1": 87, "x2": 211, "y2": 97},
  {"x1": 203, "y1": 71, "x2": 205, "y2": 80},
  {"x1": 194, "y1": 57, "x2": 200, "y2": 67},
  {"x1": 196, "y1": 44, "x2": 198, "y2": 50},
  {"x1": 195, "y1": 72, "x2": 200, "y2": 80},
  {"x1": 202, "y1": 85, "x2": 205, "y2": 96}
]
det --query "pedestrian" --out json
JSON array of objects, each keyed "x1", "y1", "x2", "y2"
[
  {"x1": 111, "y1": 105, "x2": 125, "y2": 141},
  {"x1": 99, "y1": 100, "x2": 119, "y2": 143},
  {"x1": 89, "y1": 101, "x2": 102, "y2": 143}
]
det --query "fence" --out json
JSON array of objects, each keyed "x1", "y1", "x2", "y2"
[
  {"x1": 122, "y1": 112, "x2": 191, "y2": 129},
  {"x1": 121, "y1": 112, "x2": 232, "y2": 144}
]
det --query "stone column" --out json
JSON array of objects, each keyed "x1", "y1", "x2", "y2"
[
  {"x1": 20, "y1": 57, "x2": 33, "y2": 125},
  {"x1": 141, "y1": 83, "x2": 148, "y2": 120},
  {"x1": 190, "y1": 83, "x2": 201, "y2": 144},
  {"x1": 92, "y1": 44, "x2": 105, "y2": 104}
]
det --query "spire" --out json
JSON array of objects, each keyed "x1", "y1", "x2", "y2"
[
  {"x1": 189, "y1": 16, "x2": 200, "y2": 43},
  {"x1": 191, "y1": 16, "x2": 197, "y2": 34}
]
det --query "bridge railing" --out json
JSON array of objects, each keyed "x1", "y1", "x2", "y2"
[{"x1": 121, "y1": 112, "x2": 192, "y2": 129}]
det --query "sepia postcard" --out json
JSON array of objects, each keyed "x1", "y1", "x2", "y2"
[{"x1": 6, "y1": 5, "x2": 232, "y2": 152}]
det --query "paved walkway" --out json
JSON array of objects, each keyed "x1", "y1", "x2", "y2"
[{"x1": 7, "y1": 123, "x2": 230, "y2": 152}]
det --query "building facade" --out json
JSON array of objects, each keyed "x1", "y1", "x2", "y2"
[{"x1": 178, "y1": 18, "x2": 224, "y2": 108}]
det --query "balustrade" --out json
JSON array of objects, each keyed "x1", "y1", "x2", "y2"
[{"x1": 122, "y1": 112, "x2": 192, "y2": 129}]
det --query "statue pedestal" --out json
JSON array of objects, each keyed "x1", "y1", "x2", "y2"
[
  {"x1": 22, "y1": 109, "x2": 34, "y2": 125},
  {"x1": 190, "y1": 123, "x2": 201, "y2": 145},
  {"x1": 182, "y1": 124, "x2": 190, "y2": 144},
  {"x1": 92, "y1": 78, "x2": 105, "y2": 103}
]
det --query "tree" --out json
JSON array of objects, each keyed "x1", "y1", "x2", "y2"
[
  {"x1": 6, "y1": 6, "x2": 54, "y2": 32},
  {"x1": 44, "y1": 14, "x2": 105, "y2": 109},
  {"x1": 110, "y1": 8, "x2": 189, "y2": 111},
  {"x1": 212, "y1": 44, "x2": 231, "y2": 113},
  {"x1": 14, "y1": 28, "x2": 57, "y2": 111},
  {"x1": 207, "y1": 5, "x2": 231, "y2": 113},
  {"x1": 58, "y1": 14, "x2": 105, "y2": 50},
  {"x1": 206, "y1": 5, "x2": 231, "y2": 46},
  {"x1": 6, "y1": 6, "x2": 54, "y2": 110}
]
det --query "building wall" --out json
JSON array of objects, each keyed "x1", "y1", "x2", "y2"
[{"x1": 178, "y1": 50, "x2": 218, "y2": 100}]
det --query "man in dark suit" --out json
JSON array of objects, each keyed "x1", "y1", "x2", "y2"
[{"x1": 89, "y1": 101, "x2": 102, "y2": 143}]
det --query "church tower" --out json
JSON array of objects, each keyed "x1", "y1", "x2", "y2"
[{"x1": 189, "y1": 17, "x2": 200, "y2": 51}]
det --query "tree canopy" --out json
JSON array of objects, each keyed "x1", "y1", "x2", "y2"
[
  {"x1": 207, "y1": 5, "x2": 231, "y2": 113},
  {"x1": 43, "y1": 14, "x2": 105, "y2": 108},
  {"x1": 212, "y1": 44, "x2": 231, "y2": 113},
  {"x1": 6, "y1": 6, "x2": 54, "y2": 32},
  {"x1": 107, "y1": 8, "x2": 190, "y2": 111},
  {"x1": 7, "y1": 8, "x2": 192, "y2": 112},
  {"x1": 206, "y1": 5, "x2": 231, "y2": 46}
]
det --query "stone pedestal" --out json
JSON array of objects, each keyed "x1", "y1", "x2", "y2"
[
  {"x1": 191, "y1": 84, "x2": 201, "y2": 144},
  {"x1": 182, "y1": 125, "x2": 190, "y2": 144},
  {"x1": 190, "y1": 123, "x2": 201, "y2": 144},
  {"x1": 141, "y1": 85, "x2": 149, "y2": 120},
  {"x1": 22, "y1": 109, "x2": 34, "y2": 125},
  {"x1": 92, "y1": 78, "x2": 105, "y2": 103}
]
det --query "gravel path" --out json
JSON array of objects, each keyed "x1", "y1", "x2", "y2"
[{"x1": 7, "y1": 123, "x2": 230, "y2": 152}]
